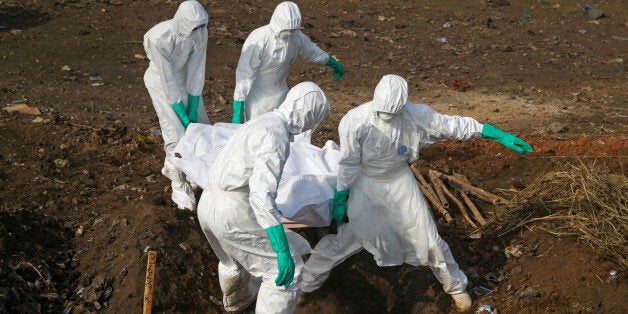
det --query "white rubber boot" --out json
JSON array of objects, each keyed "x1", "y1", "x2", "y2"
[{"x1": 451, "y1": 292, "x2": 472, "y2": 312}]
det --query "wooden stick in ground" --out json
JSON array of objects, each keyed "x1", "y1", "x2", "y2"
[
  {"x1": 418, "y1": 184, "x2": 453, "y2": 223},
  {"x1": 143, "y1": 251, "x2": 157, "y2": 314},
  {"x1": 428, "y1": 170, "x2": 450, "y2": 209},
  {"x1": 410, "y1": 165, "x2": 436, "y2": 195},
  {"x1": 460, "y1": 191, "x2": 488, "y2": 226},
  {"x1": 440, "y1": 183, "x2": 477, "y2": 228},
  {"x1": 437, "y1": 172, "x2": 508, "y2": 205}
]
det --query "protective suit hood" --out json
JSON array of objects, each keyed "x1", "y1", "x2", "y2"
[
  {"x1": 276, "y1": 82, "x2": 330, "y2": 135},
  {"x1": 269, "y1": 1, "x2": 302, "y2": 34},
  {"x1": 371, "y1": 74, "x2": 408, "y2": 116},
  {"x1": 172, "y1": 0, "x2": 209, "y2": 37}
]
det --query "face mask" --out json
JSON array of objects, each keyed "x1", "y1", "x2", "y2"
[
  {"x1": 377, "y1": 112, "x2": 396, "y2": 123},
  {"x1": 278, "y1": 29, "x2": 296, "y2": 41}
]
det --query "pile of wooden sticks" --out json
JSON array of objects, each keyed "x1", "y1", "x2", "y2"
[{"x1": 409, "y1": 165, "x2": 508, "y2": 228}]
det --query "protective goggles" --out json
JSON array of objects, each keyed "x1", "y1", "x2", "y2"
[{"x1": 192, "y1": 24, "x2": 206, "y2": 31}]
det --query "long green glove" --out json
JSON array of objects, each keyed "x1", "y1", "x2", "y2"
[
  {"x1": 172, "y1": 101, "x2": 190, "y2": 128},
  {"x1": 232, "y1": 100, "x2": 244, "y2": 124},
  {"x1": 264, "y1": 224, "x2": 295, "y2": 287},
  {"x1": 188, "y1": 94, "x2": 200, "y2": 123},
  {"x1": 481, "y1": 123, "x2": 533, "y2": 154},
  {"x1": 332, "y1": 189, "x2": 349, "y2": 225},
  {"x1": 326, "y1": 55, "x2": 345, "y2": 81}
]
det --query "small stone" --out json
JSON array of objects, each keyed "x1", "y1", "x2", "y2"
[
  {"x1": 3, "y1": 104, "x2": 41, "y2": 115},
  {"x1": 217, "y1": 94, "x2": 227, "y2": 105},
  {"x1": 518, "y1": 287, "x2": 540, "y2": 298},
  {"x1": 178, "y1": 242, "x2": 193, "y2": 254},
  {"x1": 54, "y1": 159, "x2": 70, "y2": 168},
  {"x1": 465, "y1": 269, "x2": 480, "y2": 280}
]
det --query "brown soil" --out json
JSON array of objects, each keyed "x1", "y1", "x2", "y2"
[{"x1": 1, "y1": 0, "x2": 626, "y2": 313}]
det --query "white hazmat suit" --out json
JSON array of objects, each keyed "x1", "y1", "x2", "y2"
[
  {"x1": 143, "y1": 0, "x2": 210, "y2": 210},
  {"x1": 233, "y1": 1, "x2": 331, "y2": 120},
  {"x1": 197, "y1": 82, "x2": 330, "y2": 313},
  {"x1": 301, "y1": 75, "x2": 481, "y2": 306}
]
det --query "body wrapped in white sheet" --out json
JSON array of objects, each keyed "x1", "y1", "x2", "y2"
[{"x1": 173, "y1": 123, "x2": 340, "y2": 227}]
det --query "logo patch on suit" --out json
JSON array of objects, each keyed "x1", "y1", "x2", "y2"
[{"x1": 397, "y1": 145, "x2": 408, "y2": 156}]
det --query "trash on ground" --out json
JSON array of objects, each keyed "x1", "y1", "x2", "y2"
[
  {"x1": 504, "y1": 244, "x2": 523, "y2": 258},
  {"x1": 437, "y1": 37, "x2": 447, "y2": 43},
  {"x1": 471, "y1": 286, "x2": 493, "y2": 296},
  {"x1": 582, "y1": 4, "x2": 604, "y2": 19},
  {"x1": 476, "y1": 304, "x2": 497, "y2": 314}
]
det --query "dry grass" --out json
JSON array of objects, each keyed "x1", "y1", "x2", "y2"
[{"x1": 488, "y1": 160, "x2": 628, "y2": 270}]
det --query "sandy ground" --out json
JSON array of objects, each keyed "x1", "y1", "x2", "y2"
[{"x1": 1, "y1": 0, "x2": 626, "y2": 313}]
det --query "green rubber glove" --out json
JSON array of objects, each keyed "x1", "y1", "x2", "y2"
[
  {"x1": 188, "y1": 94, "x2": 200, "y2": 123},
  {"x1": 172, "y1": 101, "x2": 190, "y2": 128},
  {"x1": 232, "y1": 100, "x2": 244, "y2": 124},
  {"x1": 326, "y1": 55, "x2": 345, "y2": 81},
  {"x1": 481, "y1": 123, "x2": 533, "y2": 154},
  {"x1": 264, "y1": 224, "x2": 295, "y2": 287},
  {"x1": 332, "y1": 189, "x2": 349, "y2": 225}
]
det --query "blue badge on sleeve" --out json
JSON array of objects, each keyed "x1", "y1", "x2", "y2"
[{"x1": 397, "y1": 145, "x2": 408, "y2": 155}]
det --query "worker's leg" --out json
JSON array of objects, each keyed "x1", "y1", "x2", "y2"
[{"x1": 300, "y1": 223, "x2": 364, "y2": 293}]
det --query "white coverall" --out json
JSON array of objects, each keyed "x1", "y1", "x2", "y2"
[
  {"x1": 197, "y1": 82, "x2": 330, "y2": 313},
  {"x1": 233, "y1": 1, "x2": 330, "y2": 120},
  {"x1": 143, "y1": 0, "x2": 210, "y2": 210},
  {"x1": 301, "y1": 75, "x2": 483, "y2": 296}
]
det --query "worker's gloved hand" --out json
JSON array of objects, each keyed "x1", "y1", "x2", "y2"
[
  {"x1": 264, "y1": 224, "x2": 295, "y2": 287},
  {"x1": 188, "y1": 94, "x2": 200, "y2": 123},
  {"x1": 172, "y1": 101, "x2": 190, "y2": 128},
  {"x1": 481, "y1": 123, "x2": 533, "y2": 154},
  {"x1": 326, "y1": 55, "x2": 345, "y2": 81},
  {"x1": 332, "y1": 188, "x2": 349, "y2": 225},
  {"x1": 232, "y1": 100, "x2": 245, "y2": 124}
]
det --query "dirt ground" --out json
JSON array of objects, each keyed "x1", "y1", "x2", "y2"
[{"x1": 1, "y1": 0, "x2": 626, "y2": 313}]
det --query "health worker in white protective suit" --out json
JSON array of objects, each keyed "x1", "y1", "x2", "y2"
[
  {"x1": 143, "y1": 0, "x2": 210, "y2": 211},
  {"x1": 197, "y1": 82, "x2": 330, "y2": 313},
  {"x1": 299, "y1": 75, "x2": 532, "y2": 312},
  {"x1": 231, "y1": 1, "x2": 344, "y2": 124}
]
